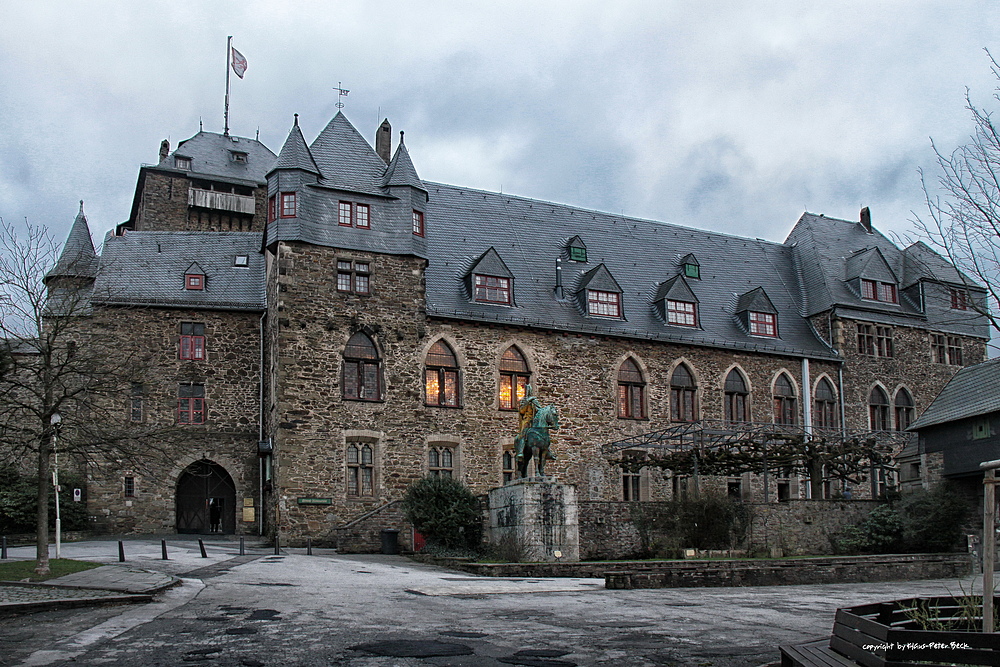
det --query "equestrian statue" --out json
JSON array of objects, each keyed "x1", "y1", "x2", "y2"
[{"x1": 514, "y1": 385, "x2": 560, "y2": 478}]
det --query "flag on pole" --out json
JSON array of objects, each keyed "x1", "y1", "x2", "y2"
[{"x1": 231, "y1": 47, "x2": 248, "y2": 79}]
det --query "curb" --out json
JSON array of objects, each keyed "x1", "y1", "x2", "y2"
[{"x1": 0, "y1": 592, "x2": 154, "y2": 617}]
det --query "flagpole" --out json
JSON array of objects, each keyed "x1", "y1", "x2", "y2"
[{"x1": 224, "y1": 36, "x2": 232, "y2": 136}]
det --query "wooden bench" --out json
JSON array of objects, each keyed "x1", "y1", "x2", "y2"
[{"x1": 779, "y1": 639, "x2": 858, "y2": 667}]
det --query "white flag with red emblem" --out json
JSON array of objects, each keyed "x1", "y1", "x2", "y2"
[{"x1": 231, "y1": 47, "x2": 248, "y2": 79}]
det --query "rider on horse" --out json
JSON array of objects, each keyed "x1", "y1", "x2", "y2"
[{"x1": 515, "y1": 385, "x2": 556, "y2": 464}]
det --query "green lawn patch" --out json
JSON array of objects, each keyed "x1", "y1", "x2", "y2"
[{"x1": 0, "y1": 558, "x2": 102, "y2": 582}]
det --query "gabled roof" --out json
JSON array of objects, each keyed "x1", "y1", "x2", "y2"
[
  {"x1": 680, "y1": 253, "x2": 700, "y2": 268},
  {"x1": 845, "y1": 247, "x2": 897, "y2": 283},
  {"x1": 576, "y1": 264, "x2": 623, "y2": 294},
  {"x1": 467, "y1": 247, "x2": 514, "y2": 279},
  {"x1": 902, "y1": 241, "x2": 973, "y2": 287},
  {"x1": 45, "y1": 201, "x2": 99, "y2": 283},
  {"x1": 184, "y1": 261, "x2": 205, "y2": 275},
  {"x1": 91, "y1": 232, "x2": 264, "y2": 311},
  {"x1": 908, "y1": 358, "x2": 1000, "y2": 430},
  {"x1": 382, "y1": 140, "x2": 424, "y2": 190},
  {"x1": 271, "y1": 116, "x2": 320, "y2": 176},
  {"x1": 158, "y1": 131, "x2": 276, "y2": 186},
  {"x1": 655, "y1": 275, "x2": 699, "y2": 303},
  {"x1": 735, "y1": 287, "x2": 777, "y2": 314},
  {"x1": 309, "y1": 112, "x2": 391, "y2": 196}
]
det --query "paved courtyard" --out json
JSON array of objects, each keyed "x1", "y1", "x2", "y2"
[{"x1": 0, "y1": 538, "x2": 986, "y2": 666}]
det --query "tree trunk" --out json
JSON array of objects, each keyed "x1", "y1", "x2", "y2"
[
  {"x1": 35, "y1": 437, "x2": 51, "y2": 576},
  {"x1": 808, "y1": 457, "x2": 824, "y2": 500}
]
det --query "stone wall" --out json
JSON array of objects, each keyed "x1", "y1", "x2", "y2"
[{"x1": 134, "y1": 170, "x2": 267, "y2": 232}]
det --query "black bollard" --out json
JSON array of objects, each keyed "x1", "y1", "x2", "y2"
[
  {"x1": 307, "y1": 538, "x2": 312, "y2": 556},
  {"x1": 161, "y1": 539, "x2": 168, "y2": 560},
  {"x1": 274, "y1": 536, "x2": 280, "y2": 555},
  {"x1": 198, "y1": 539, "x2": 208, "y2": 558},
  {"x1": 118, "y1": 540, "x2": 126, "y2": 562},
  {"x1": 239, "y1": 536, "x2": 245, "y2": 556},
  {"x1": 1, "y1": 536, "x2": 7, "y2": 560}
]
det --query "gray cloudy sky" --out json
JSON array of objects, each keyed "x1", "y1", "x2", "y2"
[{"x1": 2, "y1": 1, "x2": 998, "y2": 249}]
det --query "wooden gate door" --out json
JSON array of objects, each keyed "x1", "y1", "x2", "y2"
[{"x1": 176, "y1": 460, "x2": 237, "y2": 534}]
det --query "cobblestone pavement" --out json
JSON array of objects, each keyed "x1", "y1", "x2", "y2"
[{"x1": 0, "y1": 583, "x2": 130, "y2": 604}]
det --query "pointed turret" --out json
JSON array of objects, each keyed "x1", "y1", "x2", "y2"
[
  {"x1": 383, "y1": 132, "x2": 425, "y2": 191},
  {"x1": 269, "y1": 114, "x2": 321, "y2": 176},
  {"x1": 45, "y1": 201, "x2": 99, "y2": 285}
]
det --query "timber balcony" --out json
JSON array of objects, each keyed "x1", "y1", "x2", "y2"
[{"x1": 188, "y1": 188, "x2": 256, "y2": 215}]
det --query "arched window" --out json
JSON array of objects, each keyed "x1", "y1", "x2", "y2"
[
  {"x1": 894, "y1": 388, "x2": 914, "y2": 431},
  {"x1": 617, "y1": 358, "x2": 646, "y2": 419},
  {"x1": 724, "y1": 369, "x2": 749, "y2": 424},
  {"x1": 670, "y1": 364, "x2": 697, "y2": 422},
  {"x1": 498, "y1": 346, "x2": 530, "y2": 410},
  {"x1": 814, "y1": 378, "x2": 837, "y2": 429},
  {"x1": 428, "y1": 445, "x2": 454, "y2": 477},
  {"x1": 425, "y1": 340, "x2": 460, "y2": 407},
  {"x1": 869, "y1": 386, "x2": 890, "y2": 431},
  {"x1": 343, "y1": 332, "x2": 382, "y2": 401},
  {"x1": 772, "y1": 373, "x2": 797, "y2": 425},
  {"x1": 346, "y1": 442, "x2": 374, "y2": 496}
]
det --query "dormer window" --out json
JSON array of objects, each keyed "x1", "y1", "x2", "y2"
[
  {"x1": 567, "y1": 236, "x2": 588, "y2": 262},
  {"x1": 474, "y1": 275, "x2": 511, "y2": 304},
  {"x1": 861, "y1": 279, "x2": 897, "y2": 303},
  {"x1": 666, "y1": 300, "x2": 697, "y2": 327},
  {"x1": 748, "y1": 311, "x2": 776, "y2": 337},
  {"x1": 950, "y1": 288, "x2": 968, "y2": 310},
  {"x1": 587, "y1": 290, "x2": 621, "y2": 317},
  {"x1": 174, "y1": 156, "x2": 191, "y2": 170},
  {"x1": 185, "y1": 274, "x2": 204, "y2": 290},
  {"x1": 230, "y1": 151, "x2": 248, "y2": 163},
  {"x1": 681, "y1": 254, "x2": 701, "y2": 279}
]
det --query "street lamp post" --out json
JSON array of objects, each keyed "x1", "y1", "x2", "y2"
[
  {"x1": 50, "y1": 413, "x2": 62, "y2": 561},
  {"x1": 980, "y1": 458, "x2": 1000, "y2": 633}
]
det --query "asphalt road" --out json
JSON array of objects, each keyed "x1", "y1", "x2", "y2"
[{"x1": 0, "y1": 538, "x2": 985, "y2": 667}]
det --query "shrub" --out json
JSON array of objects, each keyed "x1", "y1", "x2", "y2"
[
  {"x1": 401, "y1": 475, "x2": 482, "y2": 550},
  {"x1": 630, "y1": 494, "x2": 752, "y2": 557},
  {"x1": 0, "y1": 467, "x2": 90, "y2": 534}
]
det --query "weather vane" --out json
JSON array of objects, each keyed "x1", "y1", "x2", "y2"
[{"x1": 334, "y1": 82, "x2": 350, "y2": 110}]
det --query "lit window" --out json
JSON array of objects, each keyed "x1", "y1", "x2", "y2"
[
  {"x1": 861, "y1": 279, "x2": 898, "y2": 303},
  {"x1": 412, "y1": 210, "x2": 425, "y2": 236},
  {"x1": 428, "y1": 446, "x2": 454, "y2": 478},
  {"x1": 185, "y1": 274, "x2": 204, "y2": 290},
  {"x1": 588, "y1": 290, "x2": 620, "y2": 317},
  {"x1": 339, "y1": 201, "x2": 352, "y2": 226},
  {"x1": 337, "y1": 260, "x2": 370, "y2": 295},
  {"x1": 175, "y1": 156, "x2": 191, "y2": 170},
  {"x1": 748, "y1": 312, "x2": 776, "y2": 337},
  {"x1": 670, "y1": 364, "x2": 697, "y2": 422},
  {"x1": 179, "y1": 322, "x2": 206, "y2": 360},
  {"x1": 474, "y1": 275, "x2": 511, "y2": 304},
  {"x1": 724, "y1": 369, "x2": 749, "y2": 424},
  {"x1": 177, "y1": 384, "x2": 206, "y2": 424},
  {"x1": 772, "y1": 374, "x2": 797, "y2": 425},
  {"x1": 617, "y1": 358, "x2": 645, "y2": 419},
  {"x1": 342, "y1": 332, "x2": 382, "y2": 401},
  {"x1": 280, "y1": 192, "x2": 296, "y2": 218},
  {"x1": 667, "y1": 300, "x2": 697, "y2": 327},
  {"x1": 347, "y1": 443, "x2": 374, "y2": 496},
  {"x1": 356, "y1": 204, "x2": 370, "y2": 228},
  {"x1": 869, "y1": 386, "x2": 890, "y2": 431},
  {"x1": 950, "y1": 288, "x2": 968, "y2": 310},
  {"x1": 425, "y1": 340, "x2": 460, "y2": 407},
  {"x1": 498, "y1": 346, "x2": 530, "y2": 411}
]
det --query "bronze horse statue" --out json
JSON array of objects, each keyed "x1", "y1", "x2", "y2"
[{"x1": 517, "y1": 404, "x2": 559, "y2": 478}]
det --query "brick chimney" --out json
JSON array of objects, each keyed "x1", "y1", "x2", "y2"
[
  {"x1": 860, "y1": 206, "x2": 872, "y2": 234},
  {"x1": 159, "y1": 139, "x2": 170, "y2": 163},
  {"x1": 376, "y1": 119, "x2": 391, "y2": 164}
]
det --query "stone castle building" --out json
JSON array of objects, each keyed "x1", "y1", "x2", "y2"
[{"x1": 47, "y1": 110, "x2": 990, "y2": 547}]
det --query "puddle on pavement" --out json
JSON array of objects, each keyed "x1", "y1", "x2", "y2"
[{"x1": 351, "y1": 639, "x2": 474, "y2": 657}]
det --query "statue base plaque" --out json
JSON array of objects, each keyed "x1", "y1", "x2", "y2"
[{"x1": 488, "y1": 477, "x2": 579, "y2": 562}]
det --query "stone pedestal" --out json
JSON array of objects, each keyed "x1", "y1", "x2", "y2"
[{"x1": 488, "y1": 477, "x2": 579, "y2": 562}]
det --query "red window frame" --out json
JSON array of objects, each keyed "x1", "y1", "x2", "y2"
[
  {"x1": 185, "y1": 274, "x2": 204, "y2": 290},
  {"x1": 588, "y1": 290, "x2": 621, "y2": 317},
  {"x1": 412, "y1": 210, "x2": 425, "y2": 236},
  {"x1": 861, "y1": 279, "x2": 877, "y2": 300},
  {"x1": 748, "y1": 311, "x2": 776, "y2": 337},
  {"x1": 267, "y1": 195, "x2": 276, "y2": 222},
  {"x1": 177, "y1": 385, "x2": 206, "y2": 424},
  {"x1": 339, "y1": 201, "x2": 353, "y2": 227},
  {"x1": 861, "y1": 279, "x2": 898, "y2": 303},
  {"x1": 180, "y1": 335, "x2": 205, "y2": 360},
  {"x1": 356, "y1": 204, "x2": 370, "y2": 228},
  {"x1": 950, "y1": 288, "x2": 968, "y2": 310},
  {"x1": 878, "y1": 282, "x2": 897, "y2": 303},
  {"x1": 666, "y1": 300, "x2": 697, "y2": 326},
  {"x1": 280, "y1": 192, "x2": 297, "y2": 218},
  {"x1": 474, "y1": 274, "x2": 511, "y2": 304}
]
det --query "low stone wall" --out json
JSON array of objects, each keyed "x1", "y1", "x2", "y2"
[
  {"x1": 604, "y1": 553, "x2": 971, "y2": 589},
  {"x1": 332, "y1": 501, "x2": 413, "y2": 553}
]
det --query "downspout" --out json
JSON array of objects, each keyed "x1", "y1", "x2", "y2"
[
  {"x1": 801, "y1": 358, "x2": 812, "y2": 436},
  {"x1": 258, "y1": 311, "x2": 265, "y2": 536}
]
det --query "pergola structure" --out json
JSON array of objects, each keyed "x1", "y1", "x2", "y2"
[{"x1": 601, "y1": 420, "x2": 914, "y2": 501}]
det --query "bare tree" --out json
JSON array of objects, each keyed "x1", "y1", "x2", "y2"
[
  {"x1": 913, "y1": 49, "x2": 1000, "y2": 339},
  {"x1": 0, "y1": 217, "x2": 167, "y2": 574}
]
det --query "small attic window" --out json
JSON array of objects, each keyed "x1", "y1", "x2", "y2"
[
  {"x1": 175, "y1": 156, "x2": 192, "y2": 170},
  {"x1": 681, "y1": 254, "x2": 701, "y2": 279},
  {"x1": 230, "y1": 151, "x2": 248, "y2": 164},
  {"x1": 569, "y1": 246, "x2": 587, "y2": 262},
  {"x1": 234, "y1": 255, "x2": 249, "y2": 267},
  {"x1": 185, "y1": 274, "x2": 205, "y2": 290}
]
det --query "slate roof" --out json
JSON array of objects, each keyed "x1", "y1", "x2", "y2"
[
  {"x1": 158, "y1": 131, "x2": 276, "y2": 186},
  {"x1": 45, "y1": 202, "x2": 98, "y2": 282},
  {"x1": 309, "y1": 112, "x2": 392, "y2": 196},
  {"x1": 91, "y1": 232, "x2": 264, "y2": 311},
  {"x1": 383, "y1": 141, "x2": 424, "y2": 190},
  {"x1": 908, "y1": 358, "x2": 1000, "y2": 430},
  {"x1": 422, "y1": 183, "x2": 839, "y2": 359},
  {"x1": 271, "y1": 117, "x2": 320, "y2": 176}
]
